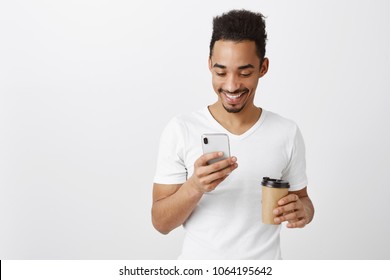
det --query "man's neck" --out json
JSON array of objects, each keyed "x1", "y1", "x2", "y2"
[{"x1": 208, "y1": 103, "x2": 262, "y2": 135}]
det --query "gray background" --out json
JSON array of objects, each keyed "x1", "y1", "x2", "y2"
[{"x1": 1, "y1": 0, "x2": 389, "y2": 259}]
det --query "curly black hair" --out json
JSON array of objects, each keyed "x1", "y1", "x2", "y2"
[{"x1": 209, "y1": 9, "x2": 267, "y2": 62}]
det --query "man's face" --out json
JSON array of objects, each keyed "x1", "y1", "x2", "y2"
[{"x1": 209, "y1": 40, "x2": 268, "y2": 113}]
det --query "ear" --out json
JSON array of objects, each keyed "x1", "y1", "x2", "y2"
[
  {"x1": 258, "y1": 57, "x2": 269, "y2": 78},
  {"x1": 208, "y1": 57, "x2": 212, "y2": 72}
]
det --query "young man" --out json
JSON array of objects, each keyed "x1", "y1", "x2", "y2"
[{"x1": 152, "y1": 9, "x2": 314, "y2": 259}]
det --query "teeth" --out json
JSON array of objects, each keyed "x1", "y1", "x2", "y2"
[{"x1": 225, "y1": 92, "x2": 244, "y2": 99}]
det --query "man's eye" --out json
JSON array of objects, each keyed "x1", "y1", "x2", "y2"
[
  {"x1": 241, "y1": 73, "x2": 252, "y2": 77},
  {"x1": 216, "y1": 72, "x2": 226, "y2": 77}
]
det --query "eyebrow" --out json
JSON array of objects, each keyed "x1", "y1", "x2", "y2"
[
  {"x1": 213, "y1": 63, "x2": 255, "y2": 70},
  {"x1": 213, "y1": 63, "x2": 226, "y2": 69}
]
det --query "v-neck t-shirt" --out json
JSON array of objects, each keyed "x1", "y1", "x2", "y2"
[{"x1": 154, "y1": 107, "x2": 308, "y2": 259}]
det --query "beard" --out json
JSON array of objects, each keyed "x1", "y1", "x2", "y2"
[
  {"x1": 219, "y1": 88, "x2": 249, "y2": 113},
  {"x1": 222, "y1": 104, "x2": 245, "y2": 113}
]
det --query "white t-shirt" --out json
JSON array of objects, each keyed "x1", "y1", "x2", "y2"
[{"x1": 154, "y1": 107, "x2": 308, "y2": 259}]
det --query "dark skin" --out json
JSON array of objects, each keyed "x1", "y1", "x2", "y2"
[
  {"x1": 274, "y1": 188, "x2": 314, "y2": 228},
  {"x1": 152, "y1": 40, "x2": 314, "y2": 234}
]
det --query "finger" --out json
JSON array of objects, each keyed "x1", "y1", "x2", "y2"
[
  {"x1": 273, "y1": 201, "x2": 301, "y2": 216},
  {"x1": 280, "y1": 211, "x2": 299, "y2": 222},
  {"x1": 277, "y1": 194, "x2": 299, "y2": 206},
  {"x1": 274, "y1": 211, "x2": 295, "y2": 224},
  {"x1": 208, "y1": 156, "x2": 237, "y2": 173},
  {"x1": 196, "y1": 152, "x2": 224, "y2": 167},
  {"x1": 202, "y1": 169, "x2": 236, "y2": 192},
  {"x1": 286, "y1": 218, "x2": 307, "y2": 228},
  {"x1": 202, "y1": 162, "x2": 238, "y2": 184},
  {"x1": 274, "y1": 210, "x2": 306, "y2": 225},
  {"x1": 195, "y1": 156, "x2": 236, "y2": 178}
]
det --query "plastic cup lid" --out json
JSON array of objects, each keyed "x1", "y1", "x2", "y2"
[{"x1": 261, "y1": 177, "x2": 290, "y2": 188}]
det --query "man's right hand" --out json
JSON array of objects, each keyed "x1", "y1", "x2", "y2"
[
  {"x1": 152, "y1": 152, "x2": 237, "y2": 234},
  {"x1": 188, "y1": 152, "x2": 238, "y2": 194}
]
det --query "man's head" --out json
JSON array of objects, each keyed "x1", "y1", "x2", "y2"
[
  {"x1": 208, "y1": 10, "x2": 269, "y2": 114},
  {"x1": 209, "y1": 9, "x2": 267, "y2": 63}
]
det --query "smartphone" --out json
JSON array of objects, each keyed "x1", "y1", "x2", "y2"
[{"x1": 201, "y1": 133, "x2": 231, "y2": 165}]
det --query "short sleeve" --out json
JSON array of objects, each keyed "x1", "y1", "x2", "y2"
[
  {"x1": 153, "y1": 117, "x2": 188, "y2": 184},
  {"x1": 281, "y1": 125, "x2": 308, "y2": 191}
]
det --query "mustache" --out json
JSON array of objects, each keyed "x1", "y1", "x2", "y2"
[{"x1": 218, "y1": 88, "x2": 249, "y2": 94}]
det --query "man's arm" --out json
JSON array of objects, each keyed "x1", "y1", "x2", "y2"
[
  {"x1": 272, "y1": 187, "x2": 314, "y2": 228},
  {"x1": 151, "y1": 152, "x2": 238, "y2": 234},
  {"x1": 152, "y1": 182, "x2": 202, "y2": 234}
]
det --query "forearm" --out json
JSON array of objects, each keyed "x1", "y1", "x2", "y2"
[
  {"x1": 152, "y1": 180, "x2": 203, "y2": 234},
  {"x1": 152, "y1": 153, "x2": 237, "y2": 234}
]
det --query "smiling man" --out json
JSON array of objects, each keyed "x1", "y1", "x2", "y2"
[{"x1": 152, "y1": 9, "x2": 314, "y2": 259}]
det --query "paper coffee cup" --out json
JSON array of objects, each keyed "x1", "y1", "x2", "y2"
[{"x1": 261, "y1": 177, "x2": 290, "y2": 224}]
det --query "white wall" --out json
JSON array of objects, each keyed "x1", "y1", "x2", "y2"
[{"x1": 1, "y1": 0, "x2": 389, "y2": 259}]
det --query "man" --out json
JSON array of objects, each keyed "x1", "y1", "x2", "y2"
[{"x1": 152, "y1": 9, "x2": 314, "y2": 259}]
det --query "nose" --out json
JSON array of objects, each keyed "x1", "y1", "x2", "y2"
[{"x1": 224, "y1": 74, "x2": 240, "y2": 93}]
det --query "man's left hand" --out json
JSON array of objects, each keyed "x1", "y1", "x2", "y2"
[{"x1": 273, "y1": 193, "x2": 309, "y2": 228}]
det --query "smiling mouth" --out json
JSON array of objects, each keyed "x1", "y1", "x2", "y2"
[
  {"x1": 220, "y1": 89, "x2": 249, "y2": 103},
  {"x1": 225, "y1": 92, "x2": 245, "y2": 99}
]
